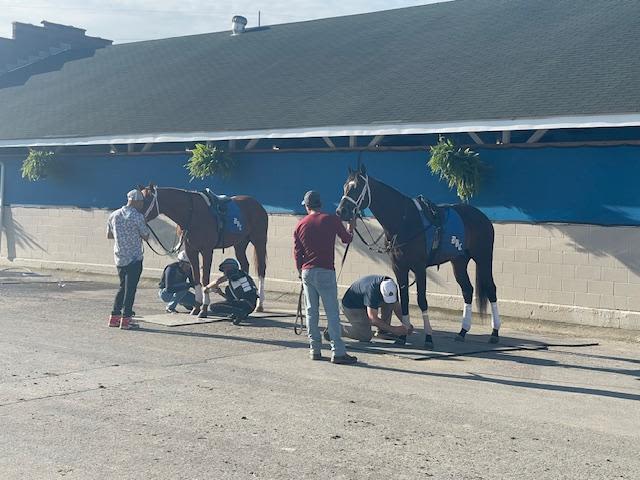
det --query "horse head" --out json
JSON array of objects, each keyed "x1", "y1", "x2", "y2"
[
  {"x1": 336, "y1": 164, "x2": 370, "y2": 221},
  {"x1": 140, "y1": 183, "x2": 159, "y2": 221}
]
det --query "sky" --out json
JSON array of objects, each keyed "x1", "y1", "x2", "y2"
[{"x1": 0, "y1": 0, "x2": 445, "y2": 44}]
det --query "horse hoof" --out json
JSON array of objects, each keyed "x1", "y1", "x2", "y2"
[
  {"x1": 424, "y1": 341, "x2": 434, "y2": 350},
  {"x1": 489, "y1": 335, "x2": 499, "y2": 344},
  {"x1": 255, "y1": 305, "x2": 264, "y2": 313},
  {"x1": 190, "y1": 307, "x2": 201, "y2": 316},
  {"x1": 394, "y1": 335, "x2": 407, "y2": 346},
  {"x1": 198, "y1": 311, "x2": 208, "y2": 319},
  {"x1": 454, "y1": 334, "x2": 465, "y2": 342}
]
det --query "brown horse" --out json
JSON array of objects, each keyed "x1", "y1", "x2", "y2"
[
  {"x1": 140, "y1": 184, "x2": 268, "y2": 318},
  {"x1": 336, "y1": 165, "x2": 500, "y2": 349}
]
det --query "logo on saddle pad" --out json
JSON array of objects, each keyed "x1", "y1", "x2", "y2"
[
  {"x1": 233, "y1": 217, "x2": 243, "y2": 231},
  {"x1": 451, "y1": 235, "x2": 463, "y2": 251}
]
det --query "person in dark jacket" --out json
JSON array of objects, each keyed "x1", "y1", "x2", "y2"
[
  {"x1": 204, "y1": 258, "x2": 258, "y2": 324},
  {"x1": 158, "y1": 251, "x2": 195, "y2": 313}
]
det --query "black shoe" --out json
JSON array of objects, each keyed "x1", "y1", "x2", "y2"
[
  {"x1": 331, "y1": 353, "x2": 358, "y2": 365},
  {"x1": 323, "y1": 329, "x2": 331, "y2": 342}
]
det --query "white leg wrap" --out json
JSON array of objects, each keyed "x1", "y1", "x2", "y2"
[
  {"x1": 422, "y1": 311, "x2": 433, "y2": 335},
  {"x1": 194, "y1": 285, "x2": 203, "y2": 304},
  {"x1": 203, "y1": 287, "x2": 210, "y2": 306},
  {"x1": 257, "y1": 276, "x2": 265, "y2": 307},
  {"x1": 462, "y1": 303, "x2": 472, "y2": 332},
  {"x1": 491, "y1": 302, "x2": 501, "y2": 330}
]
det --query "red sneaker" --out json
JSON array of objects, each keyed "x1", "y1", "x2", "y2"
[
  {"x1": 119, "y1": 317, "x2": 131, "y2": 330},
  {"x1": 108, "y1": 315, "x2": 121, "y2": 327}
]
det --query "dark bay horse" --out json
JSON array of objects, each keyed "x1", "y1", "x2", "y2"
[
  {"x1": 140, "y1": 185, "x2": 268, "y2": 318},
  {"x1": 336, "y1": 165, "x2": 500, "y2": 349}
]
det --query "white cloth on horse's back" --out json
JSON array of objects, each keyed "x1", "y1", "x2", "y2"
[{"x1": 107, "y1": 206, "x2": 151, "y2": 267}]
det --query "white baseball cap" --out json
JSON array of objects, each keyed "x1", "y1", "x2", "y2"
[
  {"x1": 127, "y1": 189, "x2": 144, "y2": 201},
  {"x1": 177, "y1": 251, "x2": 190, "y2": 263},
  {"x1": 380, "y1": 278, "x2": 398, "y2": 304}
]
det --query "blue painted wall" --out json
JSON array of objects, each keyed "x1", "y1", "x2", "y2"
[{"x1": 1, "y1": 146, "x2": 638, "y2": 225}]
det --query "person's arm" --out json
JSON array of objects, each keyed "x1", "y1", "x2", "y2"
[
  {"x1": 367, "y1": 307, "x2": 410, "y2": 336},
  {"x1": 204, "y1": 275, "x2": 227, "y2": 293},
  {"x1": 293, "y1": 227, "x2": 305, "y2": 277},
  {"x1": 335, "y1": 216, "x2": 353, "y2": 245},
  {"x1": 106, "y1": 219, "x2": 114, "y2": 239},
  {"x1": 392, "y1": 301, "x2": 403, "y2": 321},
  {"x1": 136, "y1": 213, "x2": 151, "y2": 241}
]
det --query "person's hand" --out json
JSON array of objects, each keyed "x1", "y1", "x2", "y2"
[{"x1": 346, "y1": 218, "x2": 356, "y2": 234}]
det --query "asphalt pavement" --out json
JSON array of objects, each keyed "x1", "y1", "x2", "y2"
[{"x1": 0, "y1": 268, "x2": 638, "y2": 479}]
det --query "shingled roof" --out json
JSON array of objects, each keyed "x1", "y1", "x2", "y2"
[{"x1": 0, "y1": 0, "x2": 639, "y2": 147}]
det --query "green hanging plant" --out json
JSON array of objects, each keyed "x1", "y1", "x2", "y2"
[
  {"x1": 21, "y1": 149, "x2": 55, "y2": 182},
  {"x1": 428, "y1": 137, "x2": 485, "y2": 202},
  {"x1": 185, "y1": 143, "x2": 236, "y2": 181}
]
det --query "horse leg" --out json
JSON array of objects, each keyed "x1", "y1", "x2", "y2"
[
  {"x1": 198, "y1": 249, "x2": 213, "y2": 318},
  {"x1": 451, "y1": 256, "x2": 473, "y2": 342},
  {"x1": 413, "y1": 268, "x2": 434, "y2": 350},
  {"x1": 250, "y1": 233, "x2": 268, "y2": 313},
  {"x1": 393, "y1": 265, "x2": 412, "y2": 345},
  {"x1": 188, "y1": 249, "x2": 203, "y2": 316},
  {"x1": 476, "y1": 255, "x2": 500, "y2": 343},
  {"x1": 234, "y1": 237, "x2": 251, "y2": 273}
]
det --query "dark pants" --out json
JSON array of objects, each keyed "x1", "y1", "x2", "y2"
[
  {"x1": 112, "y1": 260, "x2": 143, "y2": 317},
  {"x1": 208, "y1": 298, "x2": 256, "y2": 320}
]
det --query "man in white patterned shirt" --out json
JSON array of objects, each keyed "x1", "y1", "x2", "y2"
[{"x1": 107, "y1": 189, "x2": 151, "y2": 330}]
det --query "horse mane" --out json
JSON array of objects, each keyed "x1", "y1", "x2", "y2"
[{"x1": 368, "y1": 175, "x2": 412, "y2": 202}]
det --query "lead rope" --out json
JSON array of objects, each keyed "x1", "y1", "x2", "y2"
[{"x1": 294, "y1": 282, "x2": 306, "y2": 335}]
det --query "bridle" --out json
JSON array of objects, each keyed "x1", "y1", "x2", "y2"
[
  {"x1": 141, "y1": 187, "x2": 186, "y2": 256},
  {"x1": 143, "y1": 188, "x2": 160, "y2": 220},
  {"x1": 340, "y1": 173, "x2": 371, "y2": 217}
]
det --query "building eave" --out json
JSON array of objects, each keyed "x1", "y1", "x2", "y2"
[{"x1": 2, "y1": 113, "x2": 640, "y2": 148}]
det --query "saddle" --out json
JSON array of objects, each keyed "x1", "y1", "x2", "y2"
[
  {"x1": 203, "y1": 188, "x2": 233, "y2": 246},
  {"x1": 414, "y1": 195, "x2": 443, "y2": 254}
]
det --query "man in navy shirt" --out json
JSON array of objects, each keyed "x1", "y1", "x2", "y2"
[
  {"x1": 158, "y1": 251, "x2": 195, "y2": 313},
  {"x1": 340, "y1": 275, "x2": 412, "y2": 342}
]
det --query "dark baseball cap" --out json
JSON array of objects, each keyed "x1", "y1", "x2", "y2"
[{"x1": 301, "y1": 190, "x2": 322, "y2": 208}]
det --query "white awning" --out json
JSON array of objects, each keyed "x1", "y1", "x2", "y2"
[{"x1": 2, "y1": 112, "x2": 640, "y2": 147}]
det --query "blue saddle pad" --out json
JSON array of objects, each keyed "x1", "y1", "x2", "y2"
[
  {"x1": 419, "y1": 205, "x2": 466, "y2": 266},
  {"x1": 222, "y1": 199, "x2": 245, "y2": 235},
  {"x1": 206, "y1": 196, "x2": 245, "y2": 235}
]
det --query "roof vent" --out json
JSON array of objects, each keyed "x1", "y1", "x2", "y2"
[{"x1": 231, "y1": 16, "x2": 247, "y2": 35}]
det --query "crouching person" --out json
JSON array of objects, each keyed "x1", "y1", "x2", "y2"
[
  {"x1": 158, "y1": 251, "x2": 196, "y2": 313},
  {"x1": 338, "y1": 275, "x2": 413, "y2": 343},
  {"x1": 204, "y1": 258, "x2": 258, "y2": 324}
]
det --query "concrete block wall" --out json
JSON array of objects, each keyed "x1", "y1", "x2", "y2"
[{"x1": 1, "y1": 206, "x2": 639, "y2": 330}]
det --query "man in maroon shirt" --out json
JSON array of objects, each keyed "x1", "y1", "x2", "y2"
[{"x1": 294, "y1": 190, "x2": 357, "y2": 364}]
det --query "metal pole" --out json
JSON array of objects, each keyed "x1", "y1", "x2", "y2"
[{"x1": 0, "y1": 161, "x2": 5, "y2": 255}]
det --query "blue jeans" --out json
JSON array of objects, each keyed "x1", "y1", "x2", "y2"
[
  {"x1": 302, "y1": 268, "x2": 346, "y2": 356},
  {"x1": 158, "y1": 288, "x2": 195, "y2": 310}
]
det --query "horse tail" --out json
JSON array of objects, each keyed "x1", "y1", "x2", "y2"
[
  {"x1": 474, "y1": 262, "x2": 490, "y2": 315},
  {"x1": 251, "y1": 207, "x2": 268, "y2": 278},
  {"x1": 473, "y1": 221, "x2": 497, "y2": 315}
]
